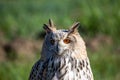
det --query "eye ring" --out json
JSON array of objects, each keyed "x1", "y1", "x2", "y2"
[
  {"x1": 63, "y1": 38, "x2": 71, "y2": 44},
  {"x1": 50, "y1": 39, "x2": 55, "y2": 45}
]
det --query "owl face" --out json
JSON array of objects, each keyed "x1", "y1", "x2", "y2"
[
  {"x1": 43, "y1": 19, "x2": 80, "y2": 56},
  {"x1": 45, "y1": 30, "x2": 77, "y2": 56}
]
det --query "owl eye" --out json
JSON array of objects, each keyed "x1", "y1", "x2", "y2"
[
  {"x1": 63, "y1": 38, "x2": 71, "y2": 44},
  {"x1": 50, "y1": 39, "x2": 55, "y2": 45}
]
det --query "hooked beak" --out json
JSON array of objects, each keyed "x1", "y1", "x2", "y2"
[{"x1": 55, "y1": 41, "x2": 65, "y2": 56}]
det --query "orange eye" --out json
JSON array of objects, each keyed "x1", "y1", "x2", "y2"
[
  {"x1": 63, "y1": 38, "x2": 71, "y2": 44},
  {"x1": 50, "y1": 39, "x2": 55, "y2": 45}
]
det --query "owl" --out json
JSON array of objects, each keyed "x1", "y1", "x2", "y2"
[{"x1": 29, "y1": 19, "x2": 94, "y2": 80}]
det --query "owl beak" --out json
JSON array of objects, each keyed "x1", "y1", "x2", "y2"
[
  {"x1": 56, "y1": 45, "x2": 62, "y2": 55},
  {"x1": 55, "y1": 42, "x2": 65, "y2": 56}
]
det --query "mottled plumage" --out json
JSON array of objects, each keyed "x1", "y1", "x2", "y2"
[{"x1": 29, "y1": 19, "x2": 94, "y2": 80}]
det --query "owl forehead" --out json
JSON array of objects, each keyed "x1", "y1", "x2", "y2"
[{"x1": 51, "y1": 30, "x2": 68, "y2": 40}]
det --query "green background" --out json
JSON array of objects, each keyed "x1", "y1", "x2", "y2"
[{"x1": 0, "y1": 0, "x2": 120, "y2": 80}]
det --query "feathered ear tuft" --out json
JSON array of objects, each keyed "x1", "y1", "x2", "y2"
[
  {"x1": 43, "y1": 19, "x2": 56, "y2": 33},
  {"x1": 68, "y1": 22, "x2": 80, "y2": 35},
  {"x1": 43, "y1": 24, "x2": 52, "y2": 33},
  {"x1": 49, "y1": 19, "x2": 54, "y2": 27}
]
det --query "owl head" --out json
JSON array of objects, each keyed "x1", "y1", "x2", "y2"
[{"x1": 41, "y1": 19, "x2": 87, "y2": 59}]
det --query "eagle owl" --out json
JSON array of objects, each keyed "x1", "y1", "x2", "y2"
[{"x1": 29, "y1": 19, "x2": 94, "y2": 80}]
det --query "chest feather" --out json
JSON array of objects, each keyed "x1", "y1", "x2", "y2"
[{"x1": 44, "y1": 57, "x2": 93, "y2": 80}]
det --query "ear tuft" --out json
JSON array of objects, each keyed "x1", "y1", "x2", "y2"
[
  {"x1": 49, "y1": 19, "x2": 54, "y2": 27},
  {"x1": 43, "y1": 19, "x2": 56, "y2": 33},
  {"x1": 71, "y1": 22, "x2": 80, "y2": 30},
  {"x1": 43, "y1": 24, "x2": 52, "y2": 33},
  {"x1": 68, "y1": 22, "x2": 80, "y2": 34}
]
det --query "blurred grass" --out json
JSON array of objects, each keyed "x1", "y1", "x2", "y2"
[
  {"x1": 0, "y1": 0, "x2": 120, "y2": 80},
  {"x1": 0, "y1": 0, "x2": 120, "y2": 40},
  {"x1": 0, "y1": 62, "x2": 31, "y2": 80},
  {"x1": 88, "y1": 47, "x2": 120, "y2": 80},
  {"x1": 0, "y1": 53, "x2": 40, "y2": 80}
]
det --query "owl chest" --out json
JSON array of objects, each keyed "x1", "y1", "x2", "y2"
[{"x1": 44, "y1": 57, "x2": 92, "y2": 80}]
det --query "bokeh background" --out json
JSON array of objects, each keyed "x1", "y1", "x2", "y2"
[{"x1": 0, "y1": 0, "x2": 120, "y2": 80}]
